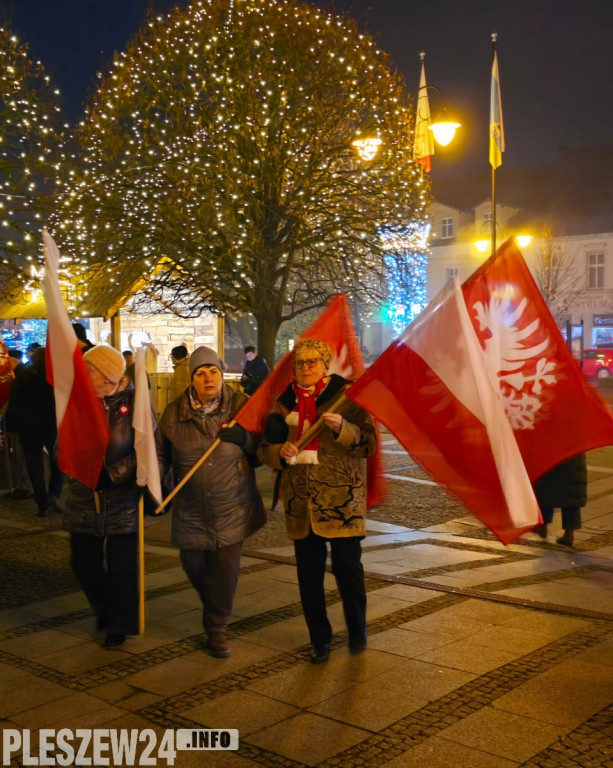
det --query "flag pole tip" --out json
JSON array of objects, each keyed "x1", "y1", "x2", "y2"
[
  {"x1": 419, "y1": 50, "x2": 425, "y2": 61},
  {"x1": 491, "y1": 32, "x2": 498, "y2": 42}
]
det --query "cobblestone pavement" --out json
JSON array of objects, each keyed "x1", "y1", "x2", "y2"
[{"x1": 0, "y1": 431, "x2": 612, "y2": 767}]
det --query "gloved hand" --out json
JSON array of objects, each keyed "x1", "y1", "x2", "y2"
[
  {"x1": 95, "y1": 468, "x2": 112, "y2": 491},
  {"x1": 218, "y1": 423, "x2": 247, "y2": 448},
  {"x1": 264, "y1": 413, "x2": 288, "y2": 444}
]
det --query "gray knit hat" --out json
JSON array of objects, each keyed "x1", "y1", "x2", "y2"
[{"x1": 189, "y1": 346, "x2": 225, "y2": 379}]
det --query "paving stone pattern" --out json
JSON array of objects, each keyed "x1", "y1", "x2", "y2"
[{"x1": 0, "y1": 433, "x2": 612, "y2": 767}]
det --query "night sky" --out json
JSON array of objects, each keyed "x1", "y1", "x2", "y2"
[{"x1": 3, "y1": 0, "x2": 613, "y2": 180}]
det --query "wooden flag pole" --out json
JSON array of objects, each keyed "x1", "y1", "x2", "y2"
[
  {"x1": 294, "y1": 393, "x2": 348, "y2": 450},
  {"x1": 154, "y1": 392, "x2": 348, "y2": 515},
  {"x1": 138, "y1": 494, "x2": 145, "y2": 634},
  {"x1": 154, "y1": 419, "x2": 236, "y2": 515}
]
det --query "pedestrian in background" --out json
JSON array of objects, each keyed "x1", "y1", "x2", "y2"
[
  {"x1": 156, "y1": 346, "x2": 265, "y2": 658},
  {"x1": 26, "y1": 341, "x2": 42, "y2": 361},
  {"x1": 240, "y1": 345, "x2": 270, "y2": 396},
  {"x1": 63, "y1": 345, "x2": 139, "y2": 648},
  {"x1": 258, "y1": 338, "x2": 377, "y2": 663},
  {"x1": 167, "y1": 345, "x2": 191, "y2": 404},
  {"x1": 122, "y1": 350, "x2": 135, "y2": 381},
  {"x1": 533, "y1": 452, "x2": 587, "y2": 547},
  {"x1": 3, "y1": 349, "x2": 33, "y2": 499},
  {"x1": 6, "y1": 348, "x2": 63, "y2": 516}
]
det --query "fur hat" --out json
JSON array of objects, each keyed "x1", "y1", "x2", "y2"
[
  {"x1": 83, "y1": 345, "x2": 126, "y2": 385},
  {"x1": 189, "y1": 346, "x2": 225, "y2": 379}
]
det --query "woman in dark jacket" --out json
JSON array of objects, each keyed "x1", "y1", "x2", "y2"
[
  {"x1": 533, "y1": 452, "x2": 587, "y2": 547},
  {"x1": 63, "y1": 345, "x2": 139, "y2": 648},
  {"x1": 156, "y1": 345, "x2": 265, "y2": 658}
]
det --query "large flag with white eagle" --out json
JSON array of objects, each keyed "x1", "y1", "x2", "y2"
[
  {"x1": 346, "y1": 273, "x2": 540, "y2": 544},
  {"x1": 347, "y1": 237, "x2": 613, "y2": 543},
  {"x1": 234, "y1": 292, "x2": 386, "y2": 507},
  {"x1": 42, "y1": 230, "x2": 110, "y2": 489},
  {"x1": 463, "y1": 238, "x2": 613, "y2": 481}
]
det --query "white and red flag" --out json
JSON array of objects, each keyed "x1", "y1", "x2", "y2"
[
  {"x1": 413, "y1": 52, "x2": 434, "y2": 173},
  {"x1": 346, "y1": 274, "x2": 540, "y2": 544},
  {"x1": 234, "y1": 293, "x2": 386, "y2": 508},
  {"x1": 42, "y1": 230, "x2": 109, "y2": 489},
  {"x1": 347, "y1": 237, "x2": 613, "y2": 544},
  {"x1": 133, "y1": 347, "x2": 162, "y2": 505},
  {"x1": 489, "y1": 40, "x2": 505, "y2": 170},
  {"x1": 462, "y1": 238, "x2": 613, "y2": 481}
]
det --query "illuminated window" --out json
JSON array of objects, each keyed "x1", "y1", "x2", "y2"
[
  {"x1": 441, "y1": 218, "x2": 454, "y2": 239},
  {"x1": 587, "y1": 252, "x2": 605, "y2": 290}
]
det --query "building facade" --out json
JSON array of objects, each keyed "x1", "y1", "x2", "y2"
[{"x1": 428, "y1": 147, "x2": 613, "y2": 354}]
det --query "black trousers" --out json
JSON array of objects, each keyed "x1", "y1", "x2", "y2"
[
  {"x1": 70, "y1": 532, "x2": 139, "y2": 635},
  {"x1": 180, "y1": 542, "x2": 243, "y2": 633},
  {"x1": 294, "y1": 530, "x2": 366, "y2": 651},
  {"x1": 539, "y1": 505, "x2": 582, "y2": 531},
  {"x1": 21, "y1": 435, "x2": 63, "y2": 513}
]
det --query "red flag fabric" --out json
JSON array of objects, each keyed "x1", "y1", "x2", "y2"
[
  {"x1": 462, "y1": 238, "x2": 613, "y2": 481},
  {"x1": 0, "y1": 338, "x2": 15, "y2": 409},
  {"x1": 234, "y1": 293, "x2": 386, "y2": 507},
  {"x1": 346, "y1": 276, "x2": 540, "y2": 545},
  {"x1": 42, "y1": 230, "x2": 110, "y2": 489}
]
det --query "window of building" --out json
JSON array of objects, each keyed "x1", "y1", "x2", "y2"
[
  {"x1": 441, "y1": 218, "x2": 454, "y2": 239},
  {"x1": 587, "y1": 251, "x2": 605, "y2": 290},
  {"x1": 483, "y1": 212, "x2": 493, "y2": 234},
  {"x1": 444, "y1": 267, "x2": 459, "y2": 282}
]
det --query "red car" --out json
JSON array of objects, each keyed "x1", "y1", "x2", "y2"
[{"x1": 581, "y1": 348, "x2": 613, "y2": 379}]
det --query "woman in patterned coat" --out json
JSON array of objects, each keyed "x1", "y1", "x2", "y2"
[{"x1": 258, "y1": 339, "x2": 377, "y2": 663}]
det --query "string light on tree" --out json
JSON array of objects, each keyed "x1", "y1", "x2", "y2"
[
  {"x1": 0, "y1": 25, "x2": 65, "y2": 294},
  {"x1": 53, "y1": 0, "x2": 430, "y2": 364},
  {"x1": 381, "y1": 222, "x2": 430, "y2": 337}
]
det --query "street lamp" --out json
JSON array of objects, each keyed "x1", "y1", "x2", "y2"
[
  {"x1": 353, "y1": 54, "x2": 460, "y2": 165},
  {"x1": 414, "y1": 52, "x2": 460, "y2": 172},
  {"x1": 473, "y1": 234, "x2": 532, "y2": 253},
  {"x1": 351, "y1": 134, "x2": 382, "y2": 162},
  {"x1": 422, "y1": 84, "x2": 461, "y2": 147}
]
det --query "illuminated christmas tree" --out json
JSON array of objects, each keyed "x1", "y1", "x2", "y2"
[
  {"x1": 55, "y1": 0, "x2": 430, "y2": 362},
  {"x1": 0, "y1": 25, "x2": 64, "y2": 298},
  {"x1": 381, "y1": 221, "x2": 430, "y2": 337}
]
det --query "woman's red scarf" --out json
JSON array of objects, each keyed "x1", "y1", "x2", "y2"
[{"x1": 292, "y1": 377, "x2": 328, "y2": 452}]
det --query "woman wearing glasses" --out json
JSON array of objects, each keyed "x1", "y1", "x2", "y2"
[
  {"x1": 62, "y1": 345, "x2": 139, "y2": 649},
  {"x1": 258, "y1": 338, "x2": 377, "y2": 663}
]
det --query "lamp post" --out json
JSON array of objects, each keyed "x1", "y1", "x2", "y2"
[
  {"x1": 423, "y1": 85, "x2": 461, "y2": 147},
  {"x1": 352, "y1": 54, "x2": 460, "y2": 166}
]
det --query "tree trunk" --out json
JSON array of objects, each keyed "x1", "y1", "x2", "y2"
[{"x1": 256, "y1": 310, "x2": 281, "y2": 368}]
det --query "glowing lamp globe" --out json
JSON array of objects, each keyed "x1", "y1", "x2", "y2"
[{"x1": 429, "y1": 120, "x2": 460, "y2": 147}]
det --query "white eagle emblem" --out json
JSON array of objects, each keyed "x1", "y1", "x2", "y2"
[{"x1": 472, "y1": 294, "x2": 557, "y2": 430}]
